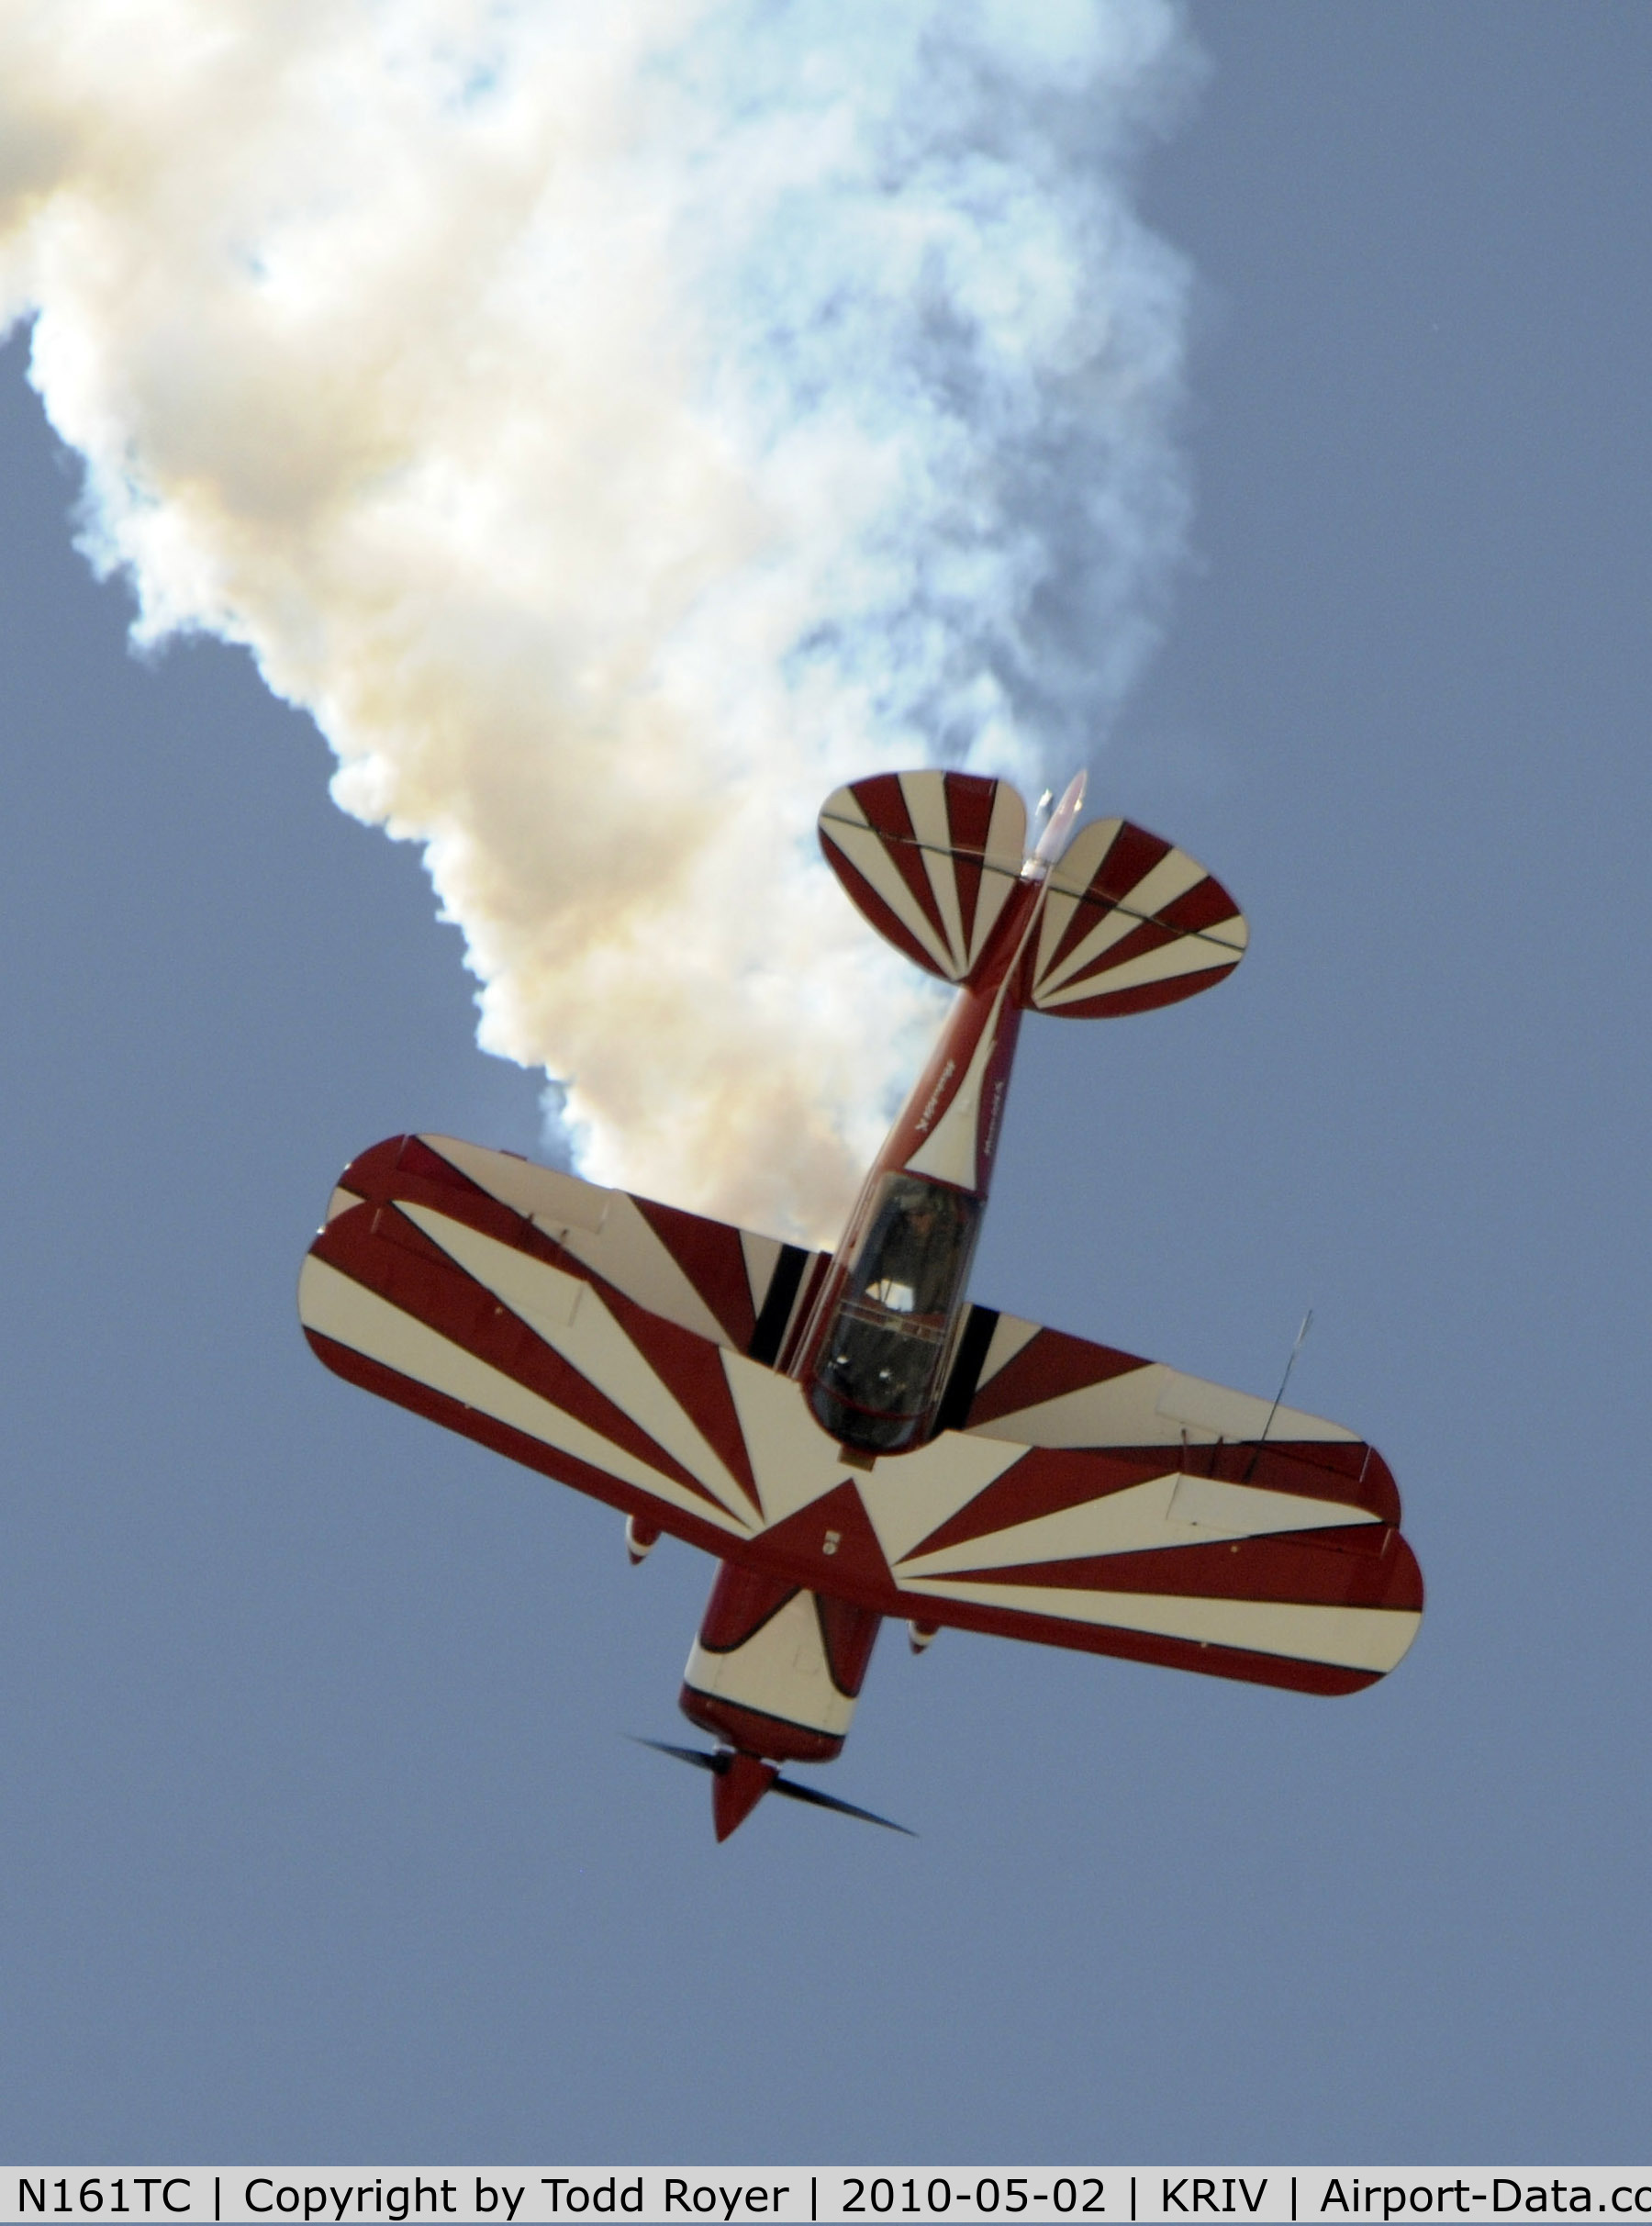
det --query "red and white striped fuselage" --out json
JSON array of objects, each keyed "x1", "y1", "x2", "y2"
[
  {"x1": 677, "y1": 781, "x2": 1091, "y2": 1808},
  {"x1": 793, "y1": 773, "x2": 1088, "y2": 1457}
]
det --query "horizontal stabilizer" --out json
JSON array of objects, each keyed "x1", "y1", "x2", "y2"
[
  {"x1": 1022, "y1": 816, "x2": 1248, "y2": 1017},
  {"x1": 819, "y1": 770, "x2": 1027, "y2": 984}
]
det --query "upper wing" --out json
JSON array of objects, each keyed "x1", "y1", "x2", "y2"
[
  {"x1": 938, "y1": 1301, "x2": 1380, "y2": 1478},
  {"x1": 907, "y1": 1301, "x2": 1421, "y2": 1693},
  {"x1": 301, "y1": 1135, "x2": 1421, "y2": 1696},
  {"x1": 318, "y1": 1133, "x2": 830, "y2": 1361}
]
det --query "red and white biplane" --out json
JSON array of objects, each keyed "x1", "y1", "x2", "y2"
[{"x1": 299, "y1": 772, "x2": 1423, "y2": 1839}]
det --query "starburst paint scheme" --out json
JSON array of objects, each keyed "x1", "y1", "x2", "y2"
[{"x1": 299, "y1": 772, "x2": 1423, "y2": 1840}]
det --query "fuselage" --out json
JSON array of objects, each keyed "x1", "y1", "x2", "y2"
[{"x1": 792, "y1": 776, "x2": 1085, "y2": 1455}]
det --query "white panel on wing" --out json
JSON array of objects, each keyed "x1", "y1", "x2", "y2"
[
  {"x1": 684, "y1": 1591, "x2": 856, "y2": 1738},
  {"x1": 739, "y1": 1228, "x2": 784, "y2": 1320},
  {"x1": 425, "y1": 1135, "x2": 609, "y2": 1233},
  {"x1": 720, "y1": 1354, "x2": 852, "y2": 1527},
  {"x1": 401, "y1": 1207, "x2": 755, "y2": 1525},
  {"x1": 297, "y1": 1258, "x2": 747, "y2": 1537},
  {"x1": 856, "y1": 1432, "x2": 1026, "y2": 1567},
  {"x1": 897, "y1": 1469, "x2": 1375, "y2": 1580},
  {"x1": 1166, "y1": 1472, "x2": 1372, "y2": 1536},
  {"x1": 968, "y1": 1360, "x2": 1358, "y2": 1451},
  {"x1": 899, "y1": 1572, "x2": 1422, "y2": 1674},
  {"x1": 898, "y1": 1473, "x2": 1183, "y2": 1576},
  {"x1": 974, "y1": 1312, "x2": 1043, "y2": 1388},
  {"x1": 1155, "y1": 1371, "x2": 1357, "y2": 1445},
  {"x1": 555, "y1": 1192, "x2": 728, "y2": 1346},
  {"x1": 966, "y1": 1362, "x2": 1184, "y2": 1448}
]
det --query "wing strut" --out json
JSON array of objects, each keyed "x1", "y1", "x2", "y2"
[{"x1": 1245, "y1": 1307, "x2": 1314, "y2": 1478}]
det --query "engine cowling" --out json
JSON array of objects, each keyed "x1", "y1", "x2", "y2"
[{"x1": 679, "y1": 1560, "x2": 881, "y2": 1767}]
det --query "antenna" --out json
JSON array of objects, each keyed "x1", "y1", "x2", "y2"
[{"x1": 1245, "y1": 1308, "x2": 1312, "y2": 1477}]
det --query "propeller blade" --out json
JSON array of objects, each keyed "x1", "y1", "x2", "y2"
[
  {"x1": 631, "y1": 1737, "x2": 720, "y2": 1773},
  {"x1": 768, "y1": 1776, "x2": 916, "y2": 1837},
  {"x1": 631, "y1": 1738, "x2": 914, "y2": 1835}
]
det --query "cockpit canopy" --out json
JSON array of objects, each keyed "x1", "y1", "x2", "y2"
[{"x1": 806, "y1": 1172, "x2": 981, "y2": 1455}]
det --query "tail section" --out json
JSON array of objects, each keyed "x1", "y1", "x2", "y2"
[
  {"x1": 1020, "y1": 815, "x2": 1248, "y2": 1018},
  {"x1": 819, "y1": 771, "x2": 1027, "y2": 986},
  {"x1": 820, "y1": 770, "x2": 1247, "y2": 1015}
]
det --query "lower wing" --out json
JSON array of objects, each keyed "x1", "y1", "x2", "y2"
[{"x1": 300, "y1": 1135, "x2": 1422, "y2": 1696}]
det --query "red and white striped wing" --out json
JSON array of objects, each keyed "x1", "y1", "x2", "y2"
[
  {"x1": 301, "y1": 1137, "x2": 1421, "y2": 1699},
  {"x1": 300, "y1": 1135, "x2": 829, "y2": 1562},
  {"x1": 1027, "y1": 817, "x2": 1248, "y2": 1017},
  {"x1": 819, "y1": 770, "x2": 1027, "y2": 983},
  {"x1": 318, "y1": 1135, "x2": 827, "y2": 1361},
  {"x1": 893, "y1": 1303, "x2": 1423, "y2": 1694},
  {"x1": 869, "y1": 1461, "x2": 1420, "y2": 1696}
]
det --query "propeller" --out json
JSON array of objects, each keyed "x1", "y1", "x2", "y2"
[{"x1": 631, "y1": 1739, "x2": 916, "y2": 1837}]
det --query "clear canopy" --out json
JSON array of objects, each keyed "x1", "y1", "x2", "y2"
[{"x1": 807, "y1": 1172, "x2": 980, "y2": 1454}]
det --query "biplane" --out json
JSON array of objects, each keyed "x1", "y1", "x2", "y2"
[{"x1": 298, "y1": 771, "x2": 1423, "y2": 1839}]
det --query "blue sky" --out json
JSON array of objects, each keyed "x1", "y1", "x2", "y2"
[{"x1": 0, "y1": 3, "x2": 1647, "y2": 2164}]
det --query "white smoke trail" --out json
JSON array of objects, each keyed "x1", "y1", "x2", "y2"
[{"x1": 0, "y1": 0, "x2": 1199, "y2": 1238}]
